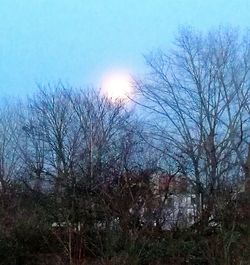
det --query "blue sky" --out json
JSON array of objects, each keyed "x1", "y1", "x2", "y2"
[{"x1": 1, "y1": 0, "x2": 250, "y2": 97}]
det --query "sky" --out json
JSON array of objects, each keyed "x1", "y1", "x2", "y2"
[{"x1": 1, "y1": 0, "x2": 250, "y2": 98}]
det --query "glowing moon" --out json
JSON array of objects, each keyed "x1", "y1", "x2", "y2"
[{"x1": 101, "y1": 72, "x2": 133, "y2": 102}]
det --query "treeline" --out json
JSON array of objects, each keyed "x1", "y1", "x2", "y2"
[{"x1": 1, "y1": 27, "x2": 250, "y2": 265}]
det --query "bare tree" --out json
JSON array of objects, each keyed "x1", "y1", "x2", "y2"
[
  {"x1": 0, "y1": 99, "x2": 23, "y2": 196},
  {"x1": 16, "y1": 84, "x2": 154, "y2": 264},
  {"x1": 137, "y1": 27, "x2": 250, "y2": 224}
]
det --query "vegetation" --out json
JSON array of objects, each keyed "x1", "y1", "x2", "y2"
[{"x1": 1, "y1": 27, "x2": 250, "y2": 264}]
